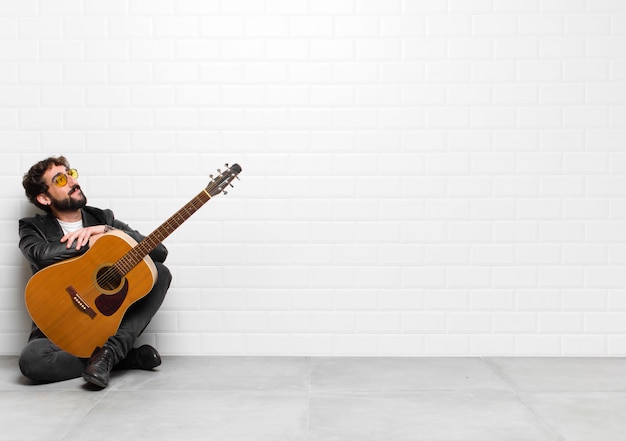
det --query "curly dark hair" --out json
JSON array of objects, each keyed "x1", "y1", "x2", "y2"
[{"x1": 22, "y1": 155, "x2": 70, "y2": 212}]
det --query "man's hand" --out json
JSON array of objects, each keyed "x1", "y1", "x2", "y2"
[{"x1": 60, "y1": 225, "x2": 107, "y2": 250}]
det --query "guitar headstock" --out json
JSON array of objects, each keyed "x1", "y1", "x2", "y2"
[{"x1": 206, "y1": 163, "x2": 242, "y2": 197}]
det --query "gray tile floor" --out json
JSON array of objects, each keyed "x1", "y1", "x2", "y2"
[{"x1": 1, "y1": 356, "x2": 625, "y2": 440}]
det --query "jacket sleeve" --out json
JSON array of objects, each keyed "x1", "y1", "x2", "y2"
[
  {"x1": 107, "y1": 214, "x2": 169, "y2": 264},
  {"x1": 18, "y1": 218, "x2": 86, "y2": 273}
]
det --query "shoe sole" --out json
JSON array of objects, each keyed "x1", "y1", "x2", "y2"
[{"x1": 82, "y1": 372, "x2": 108, "y2": 388}]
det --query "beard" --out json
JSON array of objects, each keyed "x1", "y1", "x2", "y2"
[{"x1": 49, "y1": 185, "x2": 87, "y2": 212}]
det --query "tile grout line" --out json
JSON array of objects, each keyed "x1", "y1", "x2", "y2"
[
  {"x1": 481, "y1": 357, "x2": 567, "y2": 441},
  {"x1": 57, "y1": 385, "x2": 115, "y2": 441}
]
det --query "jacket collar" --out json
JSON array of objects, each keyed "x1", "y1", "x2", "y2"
[{"x1": 43, "y1": 207, "x2": 100, "y2": 239}]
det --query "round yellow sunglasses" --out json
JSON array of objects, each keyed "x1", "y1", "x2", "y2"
[{"x1": 52, "y1": 169, "x2": 79, "y2": 187}]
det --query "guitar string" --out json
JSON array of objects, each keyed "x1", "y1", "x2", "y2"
[
  {"x1": 92, "y1": 174, "x2": 230, "y2": 293},
  {"x1": 92, "y1": 169, "x2": 237, "y2": 292},
  {"x1": 86, "y1": 201, "x2": 202, "y2": 298},
  {"x1": 97, "y1": 195, "x2": 208, "y2": 289}
]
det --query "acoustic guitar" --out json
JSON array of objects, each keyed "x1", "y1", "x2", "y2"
[{"x1": 24, "y1": 163, "x2": 242, "y2": 357}]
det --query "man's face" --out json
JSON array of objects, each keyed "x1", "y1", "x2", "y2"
[{"x1": 40, "y1": 164, "x2": 87, "y2": 213}]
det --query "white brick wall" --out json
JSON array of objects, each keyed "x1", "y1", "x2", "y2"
[{"x1": 1, "y1": 0, "x2": 626, "y2": 356}]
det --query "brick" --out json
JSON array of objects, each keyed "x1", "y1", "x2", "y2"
[
  {"x1": 131, "y1": 40, "x2": 174, "y2": 61},
  {"x1": 0, "y1": 41, "x2": 38, "y2": 61},
  {"x1": 425, "y1": 335, "x2": 470, "y2": 355},
  {"x1": 39, "y1": 0, "x2": 81, "y2": 16},
  {"x1": 471, "y1": 245, "x2": 516, "y2": 265},
  {"x1": 493, "y1": 312, "x2": 537, "y2": 332},
  {"x1": 448, "y1": 85, "x2": 493, "y2": 106},
  {"x1": 517, "y1": 153, "x2": 562, "y2": 175},
  {"x1": 540, "y1": 85, "x2": 585, "y2": 105},
  {"x1": 540, "y1": 130, "x2": 585, "y2": 152},
  {"x1": 494, "y1": 0, "x2": 539, "y2": 13},
  {"x1": 356, "y1": 39, "x2": 402, "y2": 60},
  {"x1": 18, "y1": 18, "x2": 61, "y2": 38},
  {"x1": 447, "y1": 312, "x2": 492, "y2": 333},
  {"x1": 107, "y1": 62, "x2": 152, "y2": 83},
  {"x1": 381, "y1": 16, "x2": 425, "y2": 37},
  {"x1": 471, "y1": 108, "x2": 517, "y2": 129},
  {"x1": 19, "y1": 109, "x2": 63, "y2": 130},
  {"x1": 565, "y1": 13, "x2": 611, "y2": 35},
  {"x1": 288, "y1": 17, "x2": 333, "y2": 37},
  {"x1": 494, "y1": 38, "x2": 539, "y2": 59},
  {"x1": 426, "y1": 108, "x2": 470, "y2": 129},
  {"x1": 493, "y1": 176, "x2": 540, "y2": 197},
  {"x1": 424, "y1": 289, "x2": 467, "y2": 311},
  {"x1": 86, "y1": 86, "x2": 130, "y2": 107},
  {"x1": 266, "y1": 40, "x2": 307, "y2": 60},
  {"x1": 335, "y1": 16, "x2": 380, "y2": 37},
  {"x1": 19, "y1": 63, "x2": 63, "y2": 85},
  {"x1": 64, "y1": 17, "x2": 107, "y2": 38},
  {"x1": 245, "y1": 17, "x2": 289, "y2": 37},
  {"x1": 516, "y1": 335, "x2": 561, "y2": 356},
  {"x1": 517, "y1": 108, "x2": 562, "y2": 129},
  {"x1": 265, "y1": 0, "x2": 308, "y2": 14},
  {"x1": 129, "y1": 0, "x2": 174, "y2": 15},
  {"x1": 85, "y1": 41, "x2": 129, "y2": 61},
  {"x1": 109, "y1": 17, "x2": 152, "y2": 38},
  {"x1": 472, "y1": 61, "x2": 517, "y2": 82},
  {"x1": 404, "y1": 38, "x2": 447, "y2": 59},
  {"x1": 563, "y1": 199, "x2": 610, "y2": 220},
  {"x1": 426, "y1": 61, "x2": 471, "y2": 83},
  {"x1": 356, "y1": 0, "x2": 401, "y2": 14},
  {"x1": 586, "y1": 312, "x2": 626, "y2": 332},
  {"x1": 471, "y1": 335, "x2": 515, "y2": 355},
  {"x1": 426, "y1": 15, "x2": 472, "y2": 36},
  {"x1": 64, "y1": 109, "x2": 108, "y2": 129}
]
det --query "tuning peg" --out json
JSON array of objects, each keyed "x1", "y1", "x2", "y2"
[
  {"x1": 209, "y1": 174, "x2": 214, "y2": 180},
  {"x1": 217, "y1": 168, "x2": 221, "y2": 173},
  {"x1": 225, "y1": 163, "x2": 229, "y2": 168},
  {"x1": 223, "y1": 190, "x2": 228, "y2": 195}
]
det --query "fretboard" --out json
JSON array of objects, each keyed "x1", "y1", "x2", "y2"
[{"x1": 114, "y1": 189, "x2": 211, "y2": 275}]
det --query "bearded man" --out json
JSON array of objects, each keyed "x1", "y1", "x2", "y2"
[{"x1": 18, "y1": 156, "x2": 171, "y2": 388}]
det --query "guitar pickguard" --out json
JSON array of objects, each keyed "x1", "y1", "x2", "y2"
[{"x1": 94, "y1": 278, "x2": 129, "y2": 316}]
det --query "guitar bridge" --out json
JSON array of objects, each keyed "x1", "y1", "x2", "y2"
[{"x1": 66, "y1": 286, "x2": 96, "y2": 319}]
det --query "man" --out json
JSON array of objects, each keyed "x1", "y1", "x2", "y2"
[{"x1": 18, "y1": 156, "x2": 172, "y2": 388}]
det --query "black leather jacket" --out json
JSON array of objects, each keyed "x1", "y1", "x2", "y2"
[
  {"x1": 19, "y1": 206, "x2": 168, "y2": 341},
  {"x1": 19, "y1": 206, "x2": 168, "y2": 274}
]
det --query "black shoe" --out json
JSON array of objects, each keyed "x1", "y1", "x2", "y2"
[
  {"x1": 83, "y1": 346, "x2": 115, "y2": 388},
  {"x1": 115, "y1": 345, "x2": 161, "y2": 371}
]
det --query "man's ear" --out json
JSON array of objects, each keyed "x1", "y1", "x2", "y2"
[{"x1": 36, "y1": 193, "x2": 50, "y2": 206}]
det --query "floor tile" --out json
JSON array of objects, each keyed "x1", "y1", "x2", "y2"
[
  {"x1": 311, "y1": 357, "x2": 509, "y2": 393},
  {"x1": 0, "y1": 390, "x2": 104, "y2": 441},
  {"x1": 520, "y1": 392, "x2": 626, "y2": 441},
  {"x1": 487, "y1": 357, "x2": 626, "y2": 392},
  {"x1": 308, "y1": 390, "x2": 558, "y2": 441},
  {"x1": 113, "y1": 356, "x2": 311, "y2": 392},
  {"x1": 60, "y1": 390, "x2": 309, "y2": 441}
]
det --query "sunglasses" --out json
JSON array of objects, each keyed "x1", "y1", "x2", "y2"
[{"x1": 51, "y1": 168, "x2": 79, "y2": 187}]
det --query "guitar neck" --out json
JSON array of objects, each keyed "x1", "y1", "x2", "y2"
[{"x1": 114, "y1": 189, "x2": 212, "y2": 275}]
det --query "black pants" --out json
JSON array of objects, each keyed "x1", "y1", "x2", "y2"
[{"x1": 18, "y1": 262, "x2": 171, "y2": 383}]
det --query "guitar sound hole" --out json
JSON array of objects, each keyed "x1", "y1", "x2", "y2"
[{"x1": 96, "y1": 266, "x2": 123, "y2": 291}]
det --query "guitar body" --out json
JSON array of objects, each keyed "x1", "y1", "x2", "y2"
[{"x1": 24, "y1": 230, "x2": 157, "y2": 358}]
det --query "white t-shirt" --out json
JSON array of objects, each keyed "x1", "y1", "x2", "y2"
[{"x1": 57, "y1": 219, "x2": 83, "y2": 235}]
